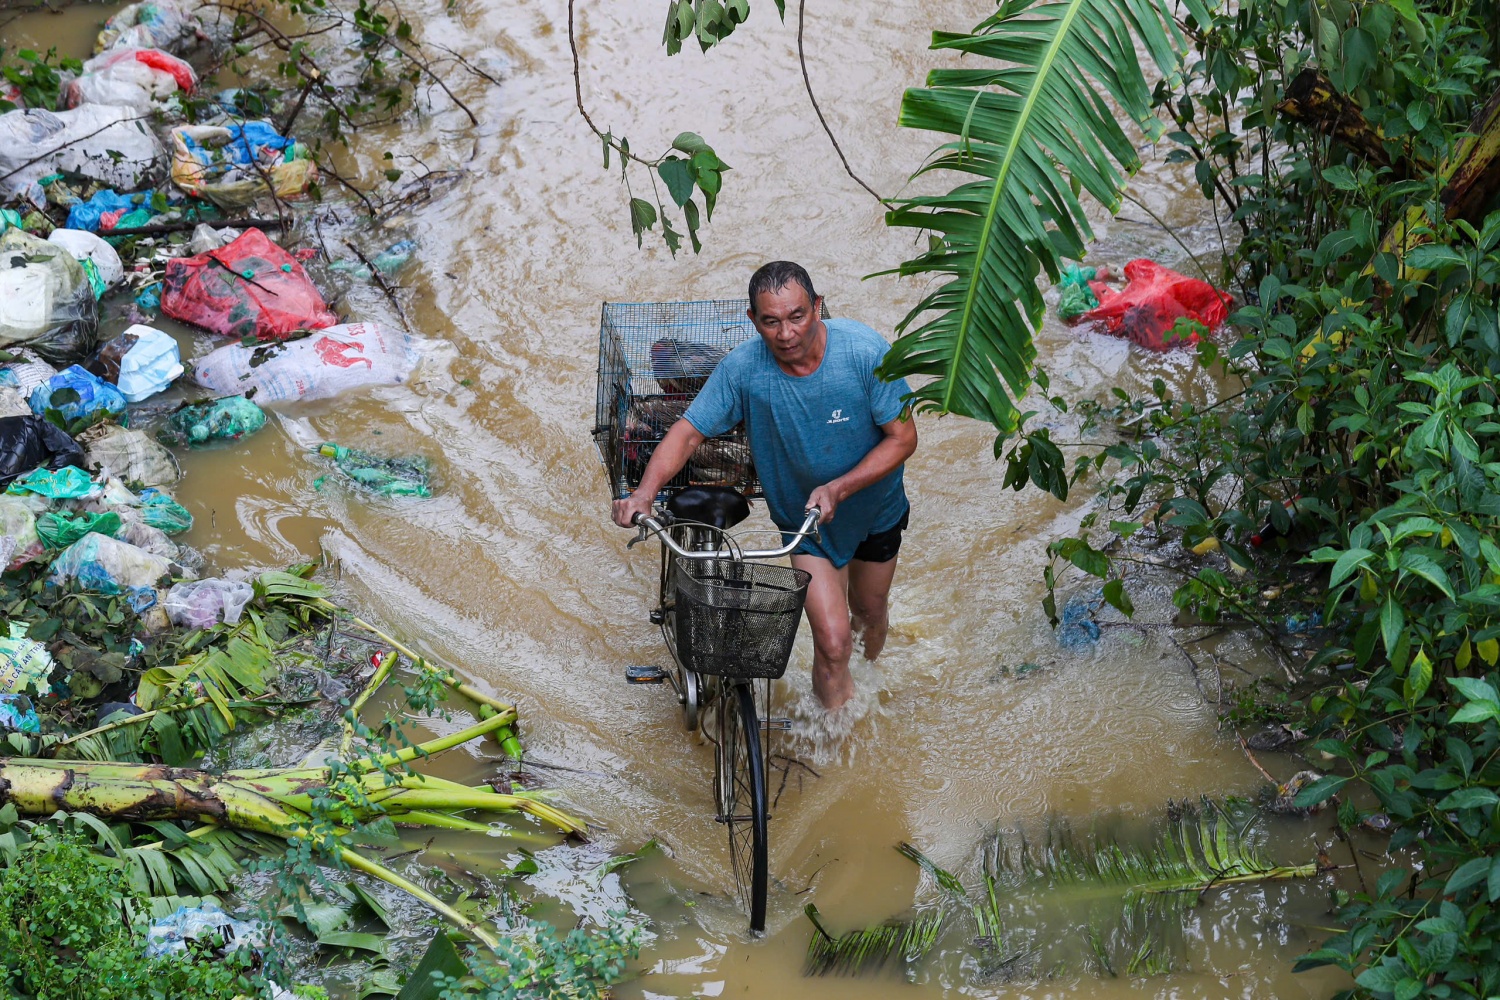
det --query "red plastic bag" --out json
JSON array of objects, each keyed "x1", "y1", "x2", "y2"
[
  {"x1": 161, "y1": 228, "x2": 338, "y2": 341},
  {"x1": 1080, "y1": 259, "x2": 1232, "y2": 350}
]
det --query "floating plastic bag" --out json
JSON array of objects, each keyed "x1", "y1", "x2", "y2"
[
  {"x1": 77, "y1": 422, "x2": 181, "y2": 485},
  {"x1": 1079, "y1": 259, "x2": 1233, "y2": 351},
  {"x1": 7, "y1": 466, "x2": 97, "y2": 499},
  {"x1": 163, "y1": 578, "x2": 253, "y2": 629},
  {"x1": 0, "y1": 495, "x2": 43, "y2": 568},
  {"x1": 191, "y1": 323, "x2": 422, "y2": 403},
  {"x1": 0, "y1": 414, "x2": 85, "y2": 486},
  {"x1": 96, "y1": 0, "x2": 202, "y2": 54},
  {"x1": 0, "y1": 229, "x2": 100, "y2": 366},
  {"x1": 317, "y1": 442, "x2": 431, "y2": 497},
  {"x1": 49, "y1": 532, "x2": 172, "y2": 594},
  {"x1": 168, "y1": 122, "x2": 317, "y2": 207},
  {"x1": 46, "y1": 229, "x2": 124, "y2": 293},
  {"x1": 37, "y1": 509, "x2": 123, "y2": 549},
  {"x1": 63, "y1": 47, "x2": 196, "y2": 113},
  {"x1": 158, "y1": 396, "x2": 265, "y2": 446},
  {"x1": 135, "y1": 487, "x2": 192, "y2": 533},
  {"x1": 0, "y1": 623, "x2": 54, "y2": 695},
  {"x1": 29, "y1": 365, "x2": 128, "y2": 426},
  {"x1": 161, "y1": 228, "x2": 338, "y2": 341},
  {"x1": 144, "y1": 902, "x2": 266, "y2": 958},
  {"x1": 64, "y1": 190, "x2": 150, "y2": 234},
  {"x1": 1057, "y1": 589, "x2": 1103, "y2": 648},
  {"x1": 0, "y1": 105, "x2": 166, "y2": 204},
  {"x1": 330, "y1": 240, "x2": 417, "y2": 281},
  {"x1": 91, "y1": 325, "x2": 183, "y2": 402}
]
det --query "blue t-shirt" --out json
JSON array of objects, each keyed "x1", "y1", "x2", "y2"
[{"x1": 682, "y1": 319, "x2": 912, "y2": 567}]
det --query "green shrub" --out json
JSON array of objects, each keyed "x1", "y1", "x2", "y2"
[{"x1": 0, "y1": 827, "x2": 269, "y2": 1000}]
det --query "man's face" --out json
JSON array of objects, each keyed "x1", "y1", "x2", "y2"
[{"x1": 748, "y1": 283, "x2": 823, "y2": 366}]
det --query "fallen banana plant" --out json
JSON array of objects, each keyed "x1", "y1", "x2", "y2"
[
  {"x1": 805, "y1": 799, "x2": 1326, "y2": 980},
  {"x1": 0, "y1": 713, "x2": 585, "y2": 950}
]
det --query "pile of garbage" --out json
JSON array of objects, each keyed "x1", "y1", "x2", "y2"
[{"x1": 0, "y1": 0, "x2": 426, "y2": 429}]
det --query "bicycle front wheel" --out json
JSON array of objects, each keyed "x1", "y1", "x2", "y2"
[{"x1": 715, "y1": 681, "x2": 768, "y2": 932}]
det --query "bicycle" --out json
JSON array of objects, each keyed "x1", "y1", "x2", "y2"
[{"x1": 623, "y1": 485, "x2": 821, "y2": 933}]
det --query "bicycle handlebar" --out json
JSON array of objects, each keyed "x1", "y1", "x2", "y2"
[{"x1": 633, "y1": 506, "x2": 822, "y2": 561}]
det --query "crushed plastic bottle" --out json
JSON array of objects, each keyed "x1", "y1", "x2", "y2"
[{"x1": 316, "y1": 441, "x2": 431, "y2": 497}]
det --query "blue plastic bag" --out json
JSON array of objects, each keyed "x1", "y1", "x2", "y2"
[
  {"x1": 64, "y1": 189, "x2": 149, "y2": 232},
  {"x1": 29, "y1": 365, "x2": 127, "y2": 425}
]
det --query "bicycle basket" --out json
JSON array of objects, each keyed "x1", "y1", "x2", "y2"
[
  {"x1": 673, "y1": 559, "x2": 811, "y2": 679},
  {"x1": 593, "y1": 299, "x2": 761, "y2": 502}
]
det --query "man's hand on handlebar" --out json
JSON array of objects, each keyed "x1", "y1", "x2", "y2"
[
  {"x1": 612, "y1": 492, "x2": 655, "y2": 529},
  {"x1": 805, "y1": 483, "x2": 844, "y2": 524}
]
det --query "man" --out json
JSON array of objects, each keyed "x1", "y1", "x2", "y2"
[{"x1": 613, "y1": 261, "x2": 917, "y2": 711}]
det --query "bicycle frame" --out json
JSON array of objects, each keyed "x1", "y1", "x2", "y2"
[{"x1": 630, "y1": 504, "x2": 820, "y2": 932}]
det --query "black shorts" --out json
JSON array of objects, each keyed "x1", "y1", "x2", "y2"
[{"x1": 852, "y1": 508, "x2": 910, "y2": 564}]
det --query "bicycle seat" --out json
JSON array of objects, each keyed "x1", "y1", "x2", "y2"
[{"x1": 666, "y1": 486, "x2": 750, "y2": 530}]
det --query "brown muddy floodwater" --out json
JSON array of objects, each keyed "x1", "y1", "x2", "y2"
[{"x1": 5, "y1": 0, "x2": 1357, "y2": 996}]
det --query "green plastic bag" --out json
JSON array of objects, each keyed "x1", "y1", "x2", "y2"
[
  {"x1": 316, "y1": 442, "x2": 431, "y2": 498},
  {"x1": 158, "y1": 396, "x2": 266, "y2": 446},
  {"x1": 1057, "y1": 263, "x2": 1102, "y2": 321},
  {"x1": 136, "y1": 488, "x2": 193, "y2": 534},
  {"x1": 36, "y1": 510, "x2": 122, "y2": 549},
  {"x1": 6, "y1": 466, "x2": 96, "y2": 499}
]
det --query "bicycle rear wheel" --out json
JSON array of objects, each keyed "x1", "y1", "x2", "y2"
[{"x1": 715, "y1": 681, "x2": 768, "y2": 932}]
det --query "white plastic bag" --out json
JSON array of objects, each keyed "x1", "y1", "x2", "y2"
[
  {"x1": 0, "y1": 230, "x2": 99, "y2": 365},
  {"x1": 63, "y1": 47, "x2": 196, "y2": 113},
  {"x1": 49, "y1": 532, "x2": 173, "y2": 594},
  {"x1": 0, "y1": 106, "x2": 165, "y2": 204},
  {"x1": 47, "y1": 229, "x2": 125, "y2": 290},
  {"x1": 163, "y1": 578, "x2": 253, "y2": 629},
  {"x1": 0, "y1": 350, "x2": 59, "y2": 398},
  {"x1": 190, "y1": 322, "x2": 422, "y2": 403},
  {"x1": 96, "y1": 0, "x2": 201, "y2": 55},
  {"x1": 0, "y1": 495, "x2": 43, "y2": 569}
]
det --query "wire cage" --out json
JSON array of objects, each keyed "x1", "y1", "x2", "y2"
[
  {"x1": 673, "y1": 559, "x2": 811, "y2": 679},
  {"x1": 594, "y1": 299, "x2": 761, "y2": 501}
]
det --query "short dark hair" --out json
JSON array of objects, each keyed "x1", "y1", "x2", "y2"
[{"x1": 748, "y1": 261, "x2": 818, "y2": 313}]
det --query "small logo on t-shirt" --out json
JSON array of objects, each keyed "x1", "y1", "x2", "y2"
[{"x1": 827, "y1": 408, "x2": 849, "y2": 424}]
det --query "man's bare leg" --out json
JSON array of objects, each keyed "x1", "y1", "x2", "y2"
[
  {"x1": 792, "y1": 554, "x2": 854, "y2": 710},
  {"x1": 848, "y1": 555, "x2": 898, "y2": 661}
]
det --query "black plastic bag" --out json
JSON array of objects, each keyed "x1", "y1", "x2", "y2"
[{"x1": 0, "y1": 414, "x2": 85, "y2": 486}]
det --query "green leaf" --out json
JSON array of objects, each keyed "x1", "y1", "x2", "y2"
[
  {"x1": 318, "y1": 930, "x2": 390, "y2": 956},
  {"x1": 1329, "y1": 547, "x2": 1374, "y2": 587},
  {"x1": 1291, "y1": 775, "x2": 1348, "y2": 808},
  {"x1": 1404, "y1": 649, "x2": 1432, "y2": 705},
  {"x1": 1450, "y1": 676, "x2": 1500, "y2": 703},
  {"x1": 1102, "y1": 579, "x2": 1134, "y2": 617},
  {"x1": 1381, "y1": 597, "x2": 1404, "y2": 657},
  {"x1": 1399, "y1": 551, "x2": 1455, "y2": 599},
  {"x1": 397, "y1": 931, "x2": 469, "y2": 1000},
  {"x1": 1445, "y1": 856, "x2": 1492, "y2": 894},
  {"x1": 350, "y1": 880, "x2": 393, "y2": 928},
  {"x1": 628, "y1": 198, "x2": 657, "y2": 248},
  {"x1": 1405, "y1": 244, "x2": 1466, "y2": 271},
  {"x1": 1435, "y1": 788, "x2": 1499, "y2": 810},
  {"x1": 657, "y1": 156, "x2": 695, "y2": 207},
  {"x1": 682, "y1": 198, "x2": 702, "y2": 254}
]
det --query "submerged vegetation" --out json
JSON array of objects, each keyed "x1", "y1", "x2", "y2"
[{"x1": 806, "y1": 800, "x2": 1323, "y2": 981}]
